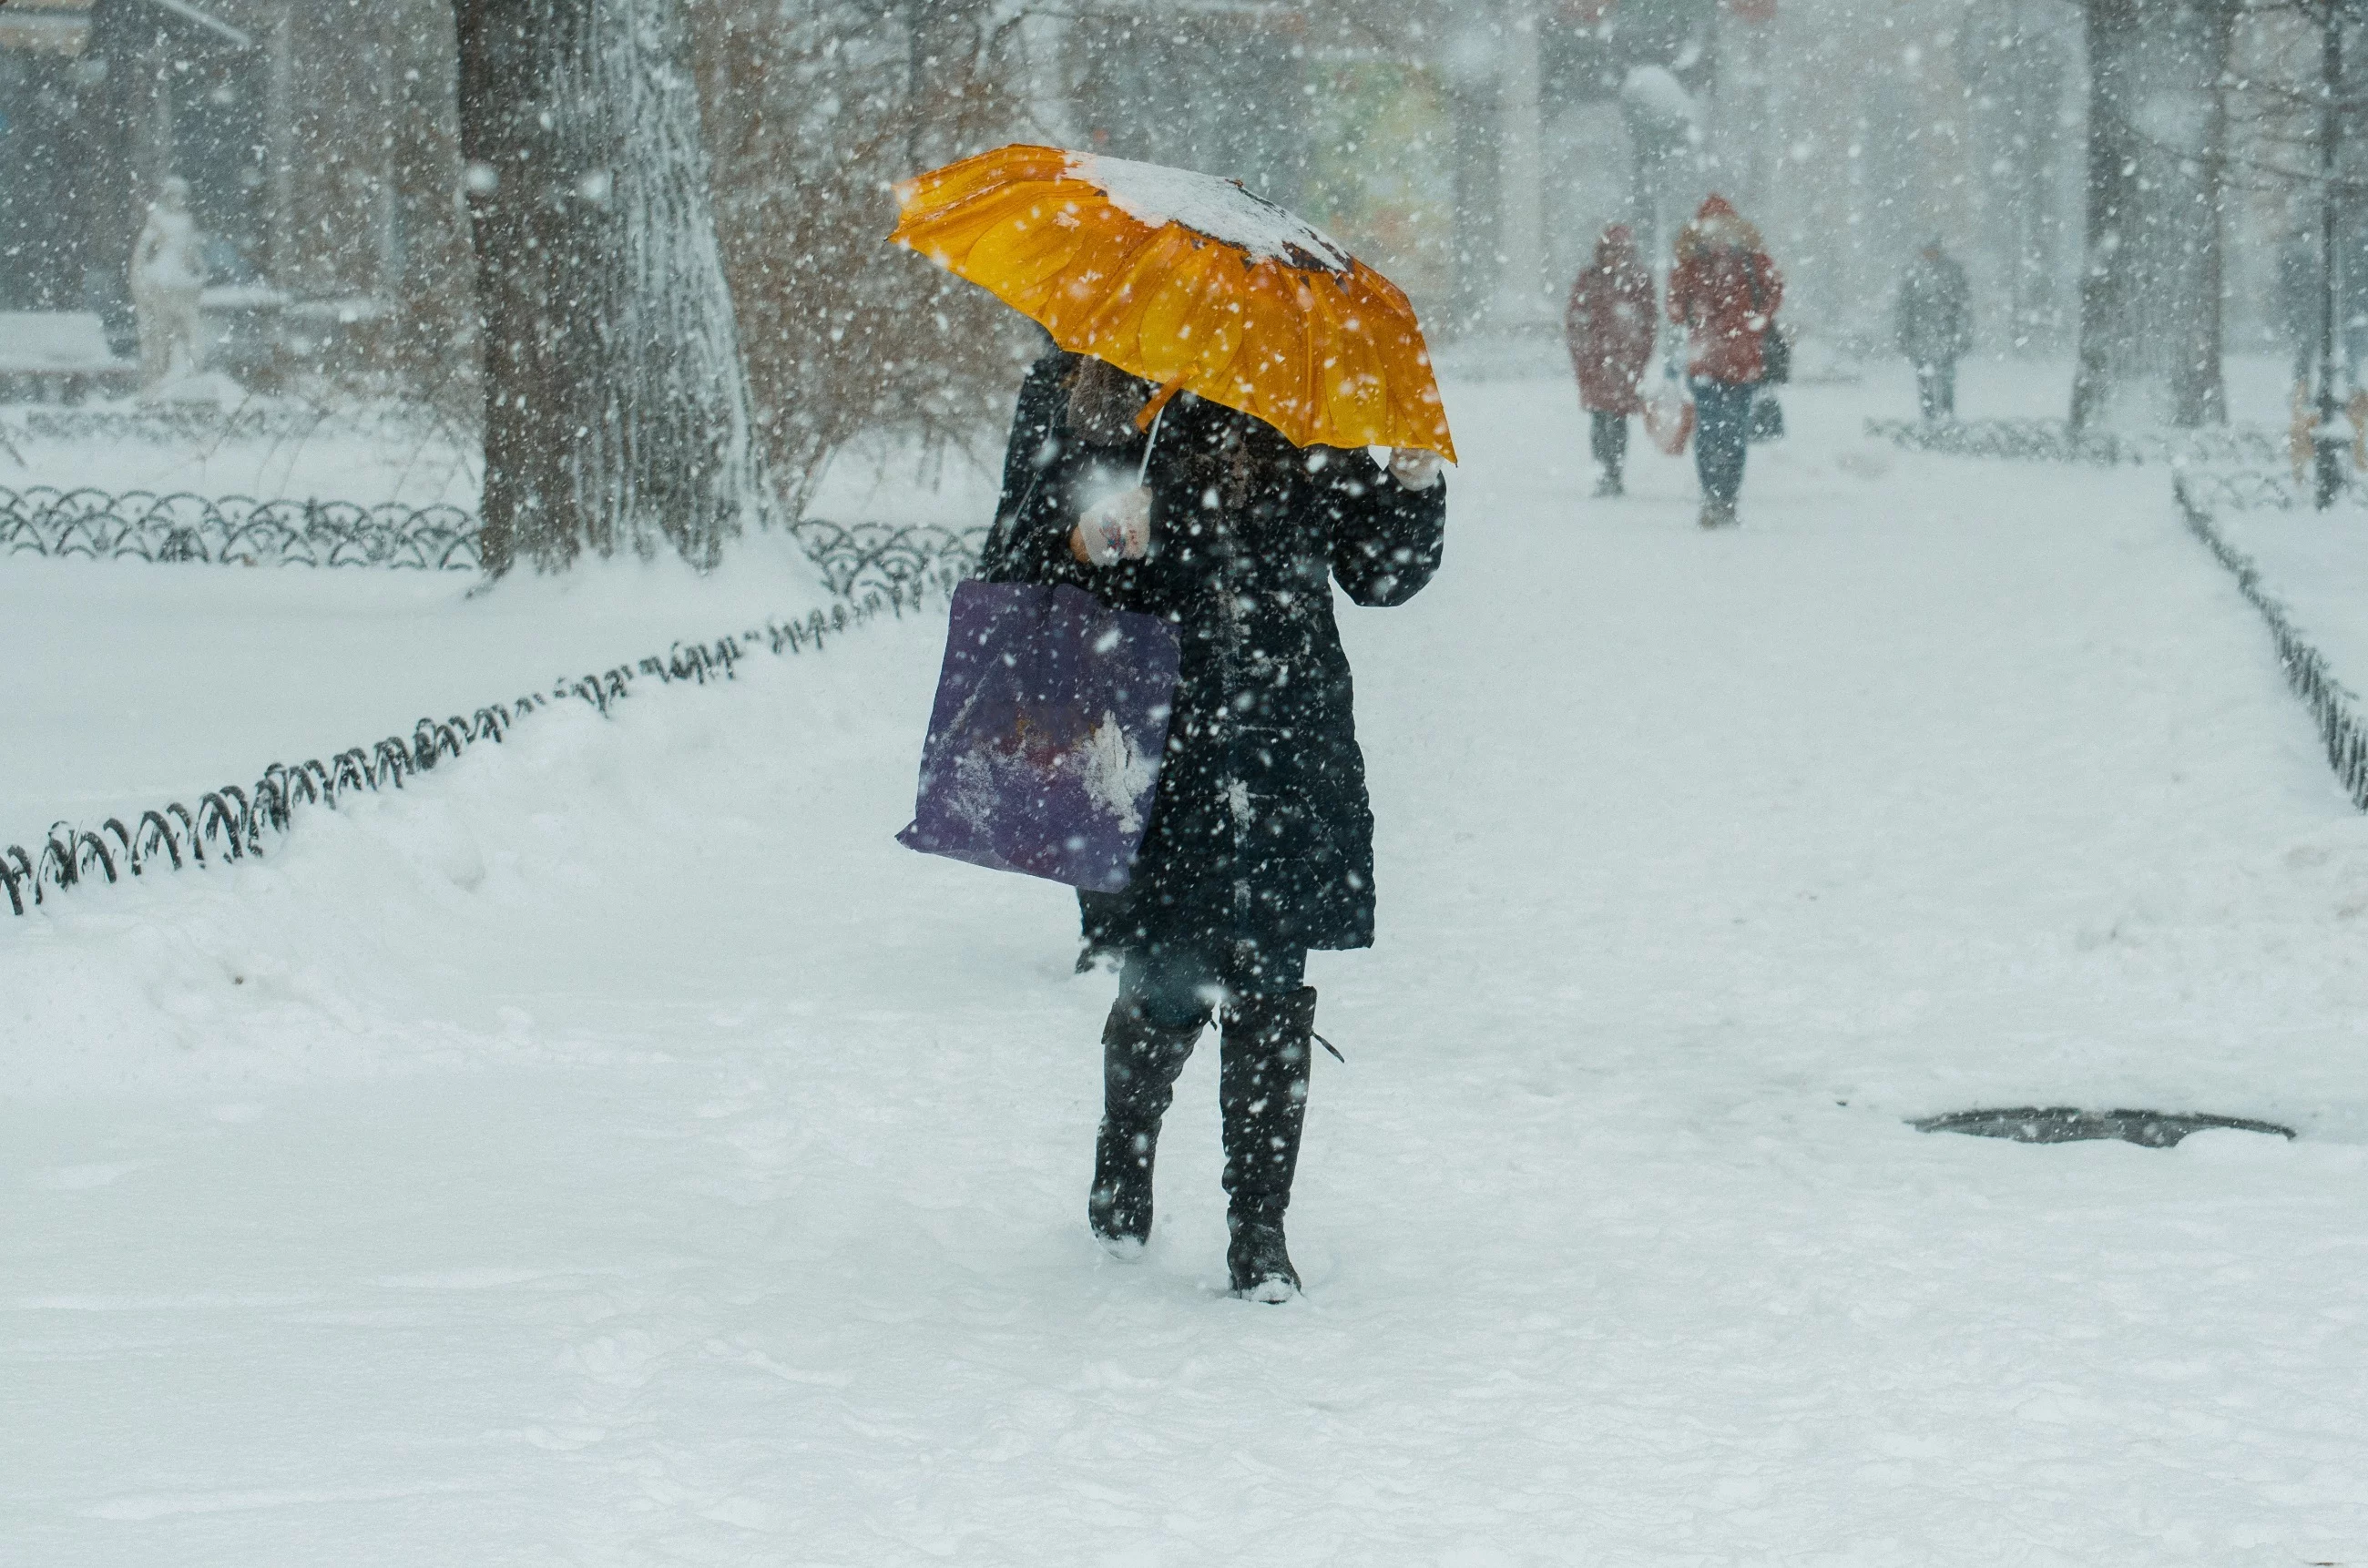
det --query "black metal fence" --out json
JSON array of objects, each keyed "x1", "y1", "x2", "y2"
[
  {"x1": 1, "y1": 575, "x2": 958, "y2": 917},
  {"x1": 1867, "y1": 417, "x2": 2288, "y2": 469},
  {"x1": 0, "y1": 485, "x2": 985, "y2": 597},
  {"x1": 2, "y1": 487, "x2": 486, "y2": 569},
  {"x1": 791, "y1": 519, "x2": 987, "y2": 598},
  {"x1": 2174, "y1": 472, "x2": 2368, "y2": 811},
  {"x1": 2166, "y1": 465, "x2": 2368, "y2": 514}
]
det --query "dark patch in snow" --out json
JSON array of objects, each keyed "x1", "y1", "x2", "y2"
[{"x1": 1914, "y1": 1106, "x2": 2296, "y2": 1147}]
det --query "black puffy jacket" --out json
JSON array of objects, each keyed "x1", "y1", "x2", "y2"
[{"x1": 979, "y1": 351, "x2": 1446, "y2": 955}]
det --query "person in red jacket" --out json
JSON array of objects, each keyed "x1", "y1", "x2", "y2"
[
  {"x1": 1565, "y1": 224, "x2": 1658, "y2": 497},
  {"x1": 1667, "y1": 194, "x2": 1782, "y2": 528}
]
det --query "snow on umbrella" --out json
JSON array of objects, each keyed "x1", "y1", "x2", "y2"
[{"x1": 890, "y1": 144, "x2": 1456, "y2": 463}]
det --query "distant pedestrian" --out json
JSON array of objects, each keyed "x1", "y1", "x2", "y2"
[
  {"x1": 1666, "y1": 194, "x2": 1781, "y2": 529},
  {"x1": 1565, "y1": 224, "x2": 1657, "y2": 497},
  {"x1": 1895, "y1": 240, "x2": 1971, "y2": 422}
]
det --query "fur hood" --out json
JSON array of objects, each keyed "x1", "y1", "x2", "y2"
[
  {"x1": 1674, "y1": 194, "x2": 1762, "y2": 262},
  {"x1": 1592, "y1": 223, "x2": 1644, "y2": 275}
]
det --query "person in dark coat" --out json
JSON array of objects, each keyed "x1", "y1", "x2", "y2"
[
  {"x1": 1666, "y1": 194, "x2": 1781, "y2": 529},
  {"x1": 1566, "y1": 224, "x2": 1658, "y2": 497},
  {"x1": 1895, "y1": 240, "x2": 1971, "y2": 422},
  {"x1": 980, "y1": 349, "x2": 1447, "y2": 1301}
]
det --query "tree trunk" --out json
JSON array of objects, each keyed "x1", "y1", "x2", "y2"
[
  {"x1": 2171, "y1": 0, "x2": 2233, "y2": 427},
  {"x1": 452, "y1": 0, "x2": 770, "y2": 575},
  {"x1": 2070, "y1": 0, "x2": 2143, "y2": 431}
]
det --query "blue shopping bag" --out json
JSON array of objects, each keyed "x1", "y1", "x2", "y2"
[{"x1": 898, "y1": 580, "x2": 1180, "y2": 892}]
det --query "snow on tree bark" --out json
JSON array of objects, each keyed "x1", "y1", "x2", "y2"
[
  {"x1": 2070, "y1": 0, "x2": 2143, "y2": 432},
  {"x1": 454, "y1": 0, "x2": 771, "y2": 574},
  {"x1": 2169, "y1": 0, "x2": 2235, "y2": 429}
]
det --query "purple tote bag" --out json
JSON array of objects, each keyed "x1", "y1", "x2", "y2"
[{"x1": 899, "y1": 580, "x2": 1181, "y2": 892}]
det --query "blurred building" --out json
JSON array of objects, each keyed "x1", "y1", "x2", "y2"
[{"x1": 0, "y1": 0, "x2": 464, "y2": 392}]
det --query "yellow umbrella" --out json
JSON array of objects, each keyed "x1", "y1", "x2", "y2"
[{"x1": 890, "y1": 144, "x2": 1455, "y2": 463}]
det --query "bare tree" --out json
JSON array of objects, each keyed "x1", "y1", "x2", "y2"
[
  {"x1": 453, "y1": 0, "x2": 771, "y2": 574},
  {"x1": 2071, "y1": 0, "x2": 2146, "y2": 429},
  {"x1": 2171, "y1": 0, "x2": 2239, "y2": 426}
]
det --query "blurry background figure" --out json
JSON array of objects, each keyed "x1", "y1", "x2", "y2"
[
  {"x1": 1895, "y1": 239, "x2": 1971, "y2": 423},
  {"x1": 129, "y1": 178, "x2": 207, "y2": 391},
  {"x1": 1565, "y1": 224, "x2": 1658, "y2": 497},
  {"x1": 1668, "y1": 194, "x2": 1781, "y2": 529}
]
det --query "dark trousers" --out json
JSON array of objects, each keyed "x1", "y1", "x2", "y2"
[
  {"x1": 1691, "y1": 377, "x2": 1754, "y2": 506},
  {"x1": 1914, "y1": 360, "x2": 1957, "y2": 421},
  {"x1": 1589, "y1": 409, "x2": 1628, "y2": 484},
  {"x1": 1118, "y1": 941, "x2": 1307, "y2": 1033}
]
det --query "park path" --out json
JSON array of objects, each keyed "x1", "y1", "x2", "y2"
[{"x1": 6, "y1": 378, "x2": 2365, "y2": 1566}]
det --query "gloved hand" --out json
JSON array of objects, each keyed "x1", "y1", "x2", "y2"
[
  {"x1": 1387, "y1": 448, "x2": 1444, "y2": 491},
  {"x1": 1072, "y1": 484, "x2": 1153, "y2": 565}
]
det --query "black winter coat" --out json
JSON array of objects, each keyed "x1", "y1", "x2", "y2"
[
  {"x1": 979, "y1": 351, "x2": 1447, "y2": 956},
  {"x1": 1895, "y1": 252, "x2": 1972, "y2": 365}
]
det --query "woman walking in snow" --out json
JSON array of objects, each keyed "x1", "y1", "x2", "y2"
[
  {"x1": 1667, "y1": 195, "x2": 1783, "y2": 529},
  {"x1": 978, "y1": 351, "x2": 1447, "y2": 1302},
  {"x1": 1565, "y1": 224, "x2": 1658, "y2": 497}
]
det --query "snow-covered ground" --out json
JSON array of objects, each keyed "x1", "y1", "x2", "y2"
[{"x1": 5, "y1": 372, "x2": 2366, "y2": 1564}]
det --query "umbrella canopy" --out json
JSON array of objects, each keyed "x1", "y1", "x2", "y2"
[{"x1": 890, "y1": 144, "x2": 1455, "y2": 463}]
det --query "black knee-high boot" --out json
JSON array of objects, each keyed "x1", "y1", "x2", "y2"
[
  {"x1": 1088, "y1": 1001, "x2": 1202, "y2": 1254},
  {"x1": 1220, "y1": 986, "x2": 1317, "y2": 1301}
]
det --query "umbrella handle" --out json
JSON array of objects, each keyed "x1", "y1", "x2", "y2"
[
  {"x1": 1134, "y1": 376, "x2": 1187, "y2": 433},
  {"x1": 1137, "y1": 400, "x2": 1168, "y2": 486}
]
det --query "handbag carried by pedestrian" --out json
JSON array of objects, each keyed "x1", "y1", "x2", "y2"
[
  {"x1": 899, "y1": 579, "x2": 1180, "y2": 892},
  {"x1": 1643, "y1": 356, "x2": 1695, "y2": 455},
  {"x1": 1751, "y1": 262, "x2": 1791, "y2": 385},
  {"x1": 1747, "y1": 264, "x2": 1787, "y2": 441}
]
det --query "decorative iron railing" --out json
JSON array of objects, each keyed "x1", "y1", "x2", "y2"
[
  {"x1": 2169, "y1": 468, "x2": 2303, "y2": 513},
  {"x1": 0, "y1": 485, "x2": 986, "y2": 597},
  {"x1": 1867, "y1": 417, "x2": 2288, "y2": 469},
  {"x1": 1, "y1": 575, "x2": 958, "y2": 918},
  {"x1": 1, "y1": 487, "x2": 485, "y2": 569},
  {"x1": 2166, "y1": 465, "x2": 2368, "y2": 514},
  {"x1": 791, "y1": 519, "x2": 986, "y2": 598}
]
